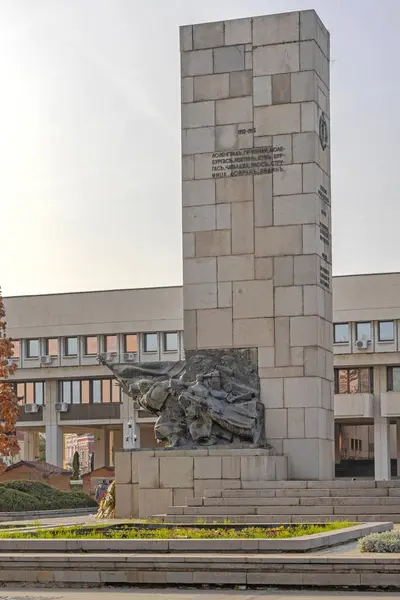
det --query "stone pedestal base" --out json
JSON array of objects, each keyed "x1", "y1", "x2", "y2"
[{"x1": 115, "y1": 447, "x2": 287, "y2": 518}]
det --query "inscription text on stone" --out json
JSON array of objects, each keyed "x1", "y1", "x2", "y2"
[{"x1": 212, "y1": 146, "x2": 285, "y2": 178}]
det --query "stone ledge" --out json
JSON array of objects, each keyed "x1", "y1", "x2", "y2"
[
  {"x1": 0, "y1": 549, "x2": 400, "y2": 588},
  {"x1": 0, "y1": 508, "x2": 96, "y2": 522},
  {"x1": 0, "y1": 523, "x2": 391, "y2": 554}
]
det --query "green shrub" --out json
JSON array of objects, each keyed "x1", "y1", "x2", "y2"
[
  {"x1": 0, "y1": 487, "x2": 42, "y2": 512},
  {"x1": 359, "y1": 530, "x2": 400, "y2": 553},
  {"x1": 0, "y1": 481, "x2": 97, "y2": 512}
]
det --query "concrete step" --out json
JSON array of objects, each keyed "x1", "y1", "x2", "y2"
[
  {"x1": 199, "y1": 496, "x2": 400, "y2": 507},
  {"x1": 240, "y1": 480, "x2": 379, "y2": 489},
  {"x1": 238, "y1": 480, "x2": 400, "y2": 490},
  {"x1": 175, "y1": 503, "x2": 400, "y2": 516},
  {"x1": 203, "y1": 487, "x2": 391, "y2": 498},
  {"x1": 204, "y1": 487, "x2": 391, "y2": 498},
  {"x1": 163, "y1": 513, "x2": 400, "y2": 524}
]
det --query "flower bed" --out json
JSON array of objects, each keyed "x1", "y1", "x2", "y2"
[{"x1": 0, "y1": 521, "x2": 355, "y2": 540}]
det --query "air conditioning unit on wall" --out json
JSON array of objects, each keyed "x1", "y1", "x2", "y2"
[
  {"x1": 55, "y1": 402, "x2": 69, "y2": 413},
  {"x1": 123, "y1": 352, "x2": 136, "y2": 362},
  {"x1": 40, "y1": 355, "x2": 53, "y2": 365},
  {"x1": 24, "y1": 404, "x2": 39, "y2": 414},
  {"x1": 355, "y1": 340, "x2": 369, "y2": 350}
]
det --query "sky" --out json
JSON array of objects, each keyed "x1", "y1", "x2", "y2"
[{"x1": 1, "y1": 0, "x2": 400, "y2": 296}]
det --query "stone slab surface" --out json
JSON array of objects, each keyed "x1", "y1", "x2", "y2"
[
  {"x1": 0, "y1": 551, "x2": 399, "y2": 588},
  {"x1": 2, "y1": 591, "x2": 400, "y2": 599},
  {"x1": 116, "y1": 449, "x2": 287, "y2": 518}
]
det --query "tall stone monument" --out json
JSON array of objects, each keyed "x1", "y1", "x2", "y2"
[{"x1": 181, "y1": 10, "x2": 333, "y2": 479}]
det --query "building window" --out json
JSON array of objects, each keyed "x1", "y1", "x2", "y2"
[
  {"x1": 60, "y1": 379, "x2": 121, "y2": 404},
  {"x1": 144, "y1": 333, "x2": 158, "y2": 353},
  {"x1": 124, "y1": 334, "x2": 138, "y2": 353},
  {"x1": 386, "y1": 367, "x2": 400, "y2": 392},
  {"x1": 12, "y1": 340, "x2": 20, "y2": 359},
  {"x1": 164, "y1": 332, "x2": 178, "y2": 352},
  {"x1": 46, "y1": 338, "x2": 58, "y2": 356},
  {"x1": 356, "y1": 322, "x2": 371, "y2": 342},
  {"x1": 84, "y1": 336, "x2": 98, "y2": 356},
  {"x1": 72, "y1": 381, "x2": 80, "y2": 404},
  {"x1": 65, "y1": 337, "x2": 78, "y2": 357},
  {"x1": 112, "y1": 380, "x2": 120, "y2": 403},
  {"x1": 105, "y1": 335, "x2": 118, "y2": 354},
  {"x1": 334, "y1": 323, "x2": 349, "y2": 344},
  {"x1": 102, "y1": 380, "x2": 111, "y2": 403},
  {"x1": 93, "y1": 380, "x2": 101, "y2": 403},
  {"x1": 26, "y1": 339, "x2": 40, "y2": 358},
  {"x1": 379, "y1": 321, "x2": 394, "y2": 342},
  {"x1": 35, "y1": 382, "x2": 44, "y2": 405},
  {"x1": 82, "y1": 380, "x2": 90, "y2": 404},
  {"x1": 334, "y1": 368, "x2": 373, "y2": 394},
  {"x1": 14, "y1": 381, "x2": 45, "y2": 405}
]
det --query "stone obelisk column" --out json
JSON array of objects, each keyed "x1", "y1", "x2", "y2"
[{"x1": 181, "y1": 10, "x2": 333, "y2": 479}]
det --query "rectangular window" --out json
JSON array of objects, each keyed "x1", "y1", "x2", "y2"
[
  {"x1": 144, "y1": 333, "x2": 158, "y2": 353},
  {"x1": 14, "y1": 381, "x2": 45, "y2": 405},
  {"x1": 81, "y1": 380, "x2": 90, "y2": 404},
  {"x1": 356, "y1": 322, "x2": 371, "y2": 341},
  {"x1": 72, "y1": 381, "x2": 81, "y2": 404},
  {"x1": 351, "y1": 439, "x2": 354, "y2": 451},
  {"x1": 27, "y1": 339, "x2": 39, "y2": 358},
  {"x1": 62, "y1": 381, "x2": 72, "y2": 403},
  {"x1": 46, "y1": 338, "x2": 58, "y2": 356},
  {"x1": 12, "y1": 340, "x2": 20, "y2": 358},
  {"x1": 164, "y1": 332, "x2": 178, "y2": 352},
  {"x1": 124, "y1": 334, "x2": 138, "y2": 353},
  {"x1": 105, "y1": 335, "x2": 118, "y2": 354},
  {"x1": 93, "y1": 380, "x2": 101, "y2": 403},
  {"x1": 16, "y1": 383, "x2": 25, "y2": 402},
  {"x1": 102, "y1": 380, "x2": 111, "y2": 403},
  {"x1": 379, "y1": 321, "x2": 394, "y2": 342},
  {"x1": 25, "y1": 382, "x2": 34, "y2": 404},
  {"x1": 35, "y1": 382, "x2": 44, "y2": 405},
  {"x1": 334, "y1": 368, "x2": 373, "y2": 394},
  {"x1": 334, "y1": 323, "x2": 349, "y2": 343},
  {"x1": 386, "y1": 367, "x2": 400, "y2": 392},
  {"x1": 84, "y1": 336, "x2": 98, "y2": 355},
  {"x1": 65, "y1": 337, "x2": 78, "y2": 356},
  {"x1": 112, "y1": 380, "x2": 120, "y2": 403},
  {"x1": 60, "y1": 378, "x2": 121, "y2": 404}
]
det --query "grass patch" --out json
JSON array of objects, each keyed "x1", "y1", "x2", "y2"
[
  {"x1": 0, "y1": 481, "x2": 97, "y2": 512},
  {"x1": 0, "y1": 521, "x2": 355, "y2": 540},
  {"x1": 359, "y1": 530, "x2": 400, "y2": 553}
]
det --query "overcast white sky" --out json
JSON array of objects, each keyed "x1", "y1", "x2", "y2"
[{"x1": 1, "y1": 0, "x2": 399, "y2": 296}]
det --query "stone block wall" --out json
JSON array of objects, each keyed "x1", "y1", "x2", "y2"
[
  {"x1": 115, "y1": 449, "x2": 287, "y2": 518},
  {"x1": 181, "y1": 11, "x2": 333, "y2": 479}
]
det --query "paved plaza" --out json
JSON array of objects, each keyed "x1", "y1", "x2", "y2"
[{"x1": 0, "y1": 590, "x2": 398, "y2": 599}]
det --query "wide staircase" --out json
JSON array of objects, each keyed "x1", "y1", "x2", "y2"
[{"x1": 160, "y1": 480, "x2": 400, "y2": 523}]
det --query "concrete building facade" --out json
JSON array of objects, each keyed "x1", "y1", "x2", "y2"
[
  {"x1": 4, "y1": 286, "x2": 184, "y2": 470},
  {"x1": 4, "y1": 272, "x2": 400, "y2": 480}
]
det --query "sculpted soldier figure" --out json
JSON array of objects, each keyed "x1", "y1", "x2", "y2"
[{"x1": 100, "y1": 349, "x2": 265, "y2": 449}]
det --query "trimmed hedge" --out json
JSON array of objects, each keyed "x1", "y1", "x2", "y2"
[
  {"x1": 0, "y1": 481, "x2": 97, "y2": 512},
  {"x1": 359, "y1": 530, "x2": 400, "y2": 553}
]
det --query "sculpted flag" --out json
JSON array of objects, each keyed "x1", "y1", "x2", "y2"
[{"x1": 0, "y1": 289, "x2": 19, "y2": 469}]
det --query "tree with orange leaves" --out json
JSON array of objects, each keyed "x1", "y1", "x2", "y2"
[{"x1": 0, "y1": 289, "x2": 19, "y2": 470}]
